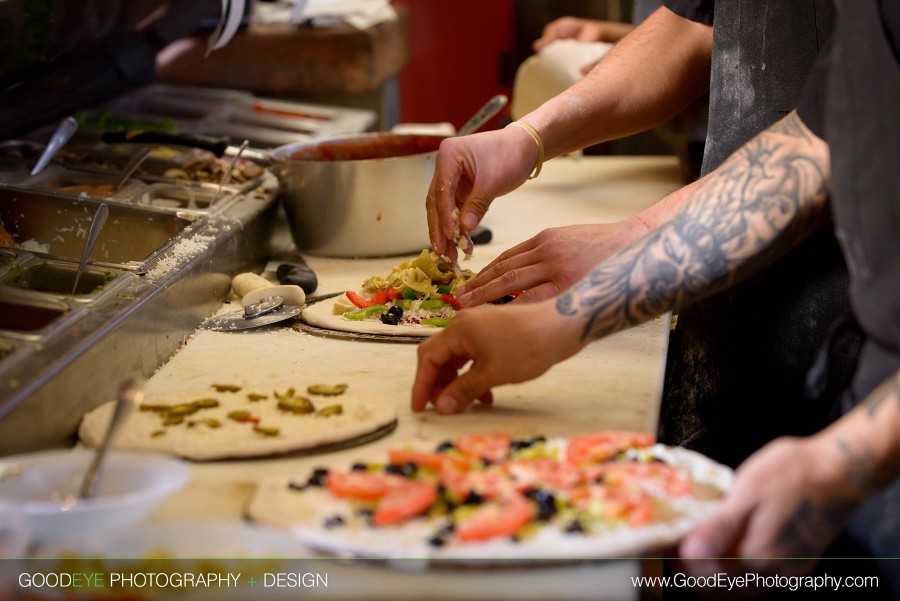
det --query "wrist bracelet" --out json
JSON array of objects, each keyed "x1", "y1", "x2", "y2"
[{"x1": 508, "y1": 121, "x2": 545, "y2": 180}]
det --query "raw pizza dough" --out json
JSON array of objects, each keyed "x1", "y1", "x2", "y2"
[
  {"x1": 301, "y1": 296, "x2": 445, "y2": 338},
  {"x1": 79, "y1": 385, "x2": 397, "y2": 461},
  {"x1": 246, "y1": 443, "x2": 733, "y2": 561}
]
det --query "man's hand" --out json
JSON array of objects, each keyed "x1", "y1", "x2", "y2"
[
  {"x1": 681, "y1": 435, "x2": 862, "y2": 577},
  {"x1": 411, "y1": 301, "x2": 581, "y2": 414},
  {"x1": 682, "y1": 369, "x2": 900, "y2": 584},
  {"x1": 427, "y1": 128, "x2": 538, "y2": 260},
  {"x1": 456, "y1": 221, "x2": 650, "y2": 307}
]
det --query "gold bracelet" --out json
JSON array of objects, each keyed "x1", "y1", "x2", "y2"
[{"x1": 507, "y1": 121, "x2": 544, "y2": 180}]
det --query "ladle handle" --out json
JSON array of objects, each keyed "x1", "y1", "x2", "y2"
[
  {"x1": 457, "y1": 95, "x2": 509, "y2": 137},
  {"x1": 79, "y1": 378, "x2": 145, "y2": 499},
  {"x1": 71, "y1": 203, "x2": 109, "y2": 295},
  {"x1": 31, "y1": 116, "x2": 78, "y2": 176}
]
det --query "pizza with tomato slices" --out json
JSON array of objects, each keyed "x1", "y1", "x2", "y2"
[
  {"x1": 301, "y1": 250, "x2": 475, "y2": 338},
  {"x1": 246, "y1": 431, "x2": 733, "y2": 560}
]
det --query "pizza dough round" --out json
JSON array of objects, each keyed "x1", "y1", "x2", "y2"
[
  {"x1": 301, "y1": 296, "x2": 443, "y2": 338},
  {"x1": 246, "y1": 443, "x2": 733, "y2": 561},
  {"x1": 79, "y1": 387, "x2": 397, "y2": 461}
]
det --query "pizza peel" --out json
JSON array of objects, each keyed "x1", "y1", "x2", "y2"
[{"x1": 204, "y1": 295, "x2": 302, "y2": 331}]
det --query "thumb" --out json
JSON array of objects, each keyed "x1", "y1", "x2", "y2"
[
  {"x1": 459, "y1": 195, "x2": 491, "y2": 233},
  {"x1": 681, "y1": 496, "x2": 754, "y2": 559},
  {"x1": 434, "y1": 364, "x2": 493, "y2": 415}
]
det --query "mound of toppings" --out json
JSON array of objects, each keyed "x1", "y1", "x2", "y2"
[
  {"x1": 288, "y1": 431, "x2": 724, "y2": 546},
  {"x1": 333, "y1": 250, "x2": 474, "y2": 328},
  {"x1": 163, "y1": 150, "x2": 264, "y2": 185}
]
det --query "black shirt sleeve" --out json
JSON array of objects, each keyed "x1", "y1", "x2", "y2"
[
  {"x1": 796, "y1": 35, "x2": 833, "y2": 139},
  {"x1": 662, "y1": 0, "x2": 715, "y2": 24}
]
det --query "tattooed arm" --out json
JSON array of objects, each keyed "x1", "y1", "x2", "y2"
[
  {"x1": 681, "y1": 368, "x2": 900, "y2": 573},
  {"x1": 557, "y1": 110, "x2": 830, "y2": 342},
  {"x1": 413, "y1": 111, "x2": 831, "y2": 414}
]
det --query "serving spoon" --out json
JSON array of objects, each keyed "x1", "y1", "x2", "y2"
[
  {"x1": 31, "y1": 116, "x2": 78, "y2": 176},
  {"x1": 71, "y1": 203, "x2": 109, "y2": 295},
  {"x1": 78, "y1": 378, "x2": 144, "y2": 499}
]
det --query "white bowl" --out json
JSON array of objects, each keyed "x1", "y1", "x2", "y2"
[{"x1": 0, "y1": 449, "x2": 190, "y2": 545}]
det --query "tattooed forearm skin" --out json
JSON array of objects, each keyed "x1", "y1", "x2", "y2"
[{"x1": 556, "y1": 112, "x2": 831, "y2": 342}]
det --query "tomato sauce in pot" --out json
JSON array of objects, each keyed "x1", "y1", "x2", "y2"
[{"x1": 289, "y1": 135, "x2": 443, "y2": 162}]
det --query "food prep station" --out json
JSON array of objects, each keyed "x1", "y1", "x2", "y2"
[
  {"x1": 0, "y1": 19, "x2": 689, "y2": 598},
  {"x1": 0, "y1": 84, "x2": 376, "y2": 454}
]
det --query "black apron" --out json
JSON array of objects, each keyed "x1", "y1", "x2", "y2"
[
  {"x1": 657, "y1": 0, "x2": 852, "y2": 469},
  {"x1": 820, "y1": 0, "x2": 900, "y2": 589}
]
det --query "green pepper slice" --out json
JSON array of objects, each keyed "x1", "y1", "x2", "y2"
[
  {"x1": 421, "y1": 317, "x2": 453, "y2": 328},
  {"x1": 344, "y1": 305, "x2": 389, "y2": 320}
]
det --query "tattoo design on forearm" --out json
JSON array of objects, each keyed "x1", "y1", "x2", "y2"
[{"x1": 557, "y1": 113, "x2": 830, "y2": 342}]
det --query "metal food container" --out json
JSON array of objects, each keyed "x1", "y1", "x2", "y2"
[{"x1": 273, "y1": 133, "x2": 444, "y2": 258}]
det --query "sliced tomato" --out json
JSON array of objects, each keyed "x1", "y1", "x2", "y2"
[
  {"x1": 454, "y1": 433, "x2": 512, "y2": 463},
  {"x1": 585, "y1": 462, "x2": 692, "y2": 497},
  {"x1": 388, "y1": 449, "x2": 472, "y2": 472},
  {"x1": 565, "y1": 431, "x2": 655, "y2": 465},
  {"x1": 326, "y1": 471, "x2": 406, "y2": 501},
  {"x1": 455, "y1": 493, "x2": 535, "y2": 542},
  {"x1": 439, "y1": 465, "x2": 516, "y2": 502},
  {"x1": 502, "y1": 458, "x2": 584, "y2": 493},
  {"x1": 346, "y1": 291, "x2": 373, "y2": 309},
  {"x1": 374, "y1": 480, "x2": 438, "y2": 526},
  {"x1": 570, "y1": 484, "x2": 655, "y2": 526}
]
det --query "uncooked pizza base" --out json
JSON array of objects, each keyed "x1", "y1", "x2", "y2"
[
  {"x1": 246, "y1": 444, "x2": 733, "y2": 561},
  {"x1": 79, "y1": 389, "x2": 397, "y2": 461},
  {"x1": 301, "y1": 296, "x2": 444, "y2": 338}
]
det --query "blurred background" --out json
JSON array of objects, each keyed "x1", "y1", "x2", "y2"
[{"x1": 0, "y1": 1, "x2": 670, "y2": 153}]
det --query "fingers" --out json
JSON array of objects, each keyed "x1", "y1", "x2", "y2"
[
  {"x1": 425, "y1": 185, "x2": 446, "y2": 257},
  {"x1": 412, "y1": 316, "x2": 499, "y2": 415},
  {"x1": 458, "y1": 249, "x2": 555, "y2": 307},
  {"x1": 428, "y1": 143, "x2": 463, "y2": 256},
  {"x1": 681, "y1": 493, "x2": 755, "y2": 560}
]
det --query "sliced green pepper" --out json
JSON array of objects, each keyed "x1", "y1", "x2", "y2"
[
  {"x1": 401, "y1": 287, "x2": 419, "y2": 300},
  {"x1": 436, "y1": 284, "x2": 453, "y2": 294},
  {"x1": 393, "y1": 299, "x2": 414, "y2": 310},
  {"x1": 344, "y1": 305, "x2": 388, "y2": 320},
  {"x1": 421, "y1": 317, "x2": 453, "y2": 328},
  {"x1": 419, "y1": 299, "x2": 446, "y2": 310}
]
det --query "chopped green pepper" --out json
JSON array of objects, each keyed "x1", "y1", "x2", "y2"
[
  {"x1": 419, "y1": 299, "x2": 446, "y2": 310},
  {"x1": 401, "y1": 287, "x2": 418, "y2": 300},
  {"x1": 421, "y1": 317, "x2": 453, "y2": 328},
  {"x1": 344, "y1": 305, "x2": 388, "y2": 320}
]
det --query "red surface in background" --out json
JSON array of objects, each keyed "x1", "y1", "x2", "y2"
[{"x1": 392, "y1": 0, "x2": 514, "y2": 129}]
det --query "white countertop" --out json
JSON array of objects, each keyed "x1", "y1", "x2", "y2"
[{"x1": 100, "y1": 155, "x2": 682, "y2": 600}]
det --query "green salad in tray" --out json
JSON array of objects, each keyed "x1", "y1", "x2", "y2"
[{"x1": 333, "y1": 251, "x2": 474, "y2": 328}]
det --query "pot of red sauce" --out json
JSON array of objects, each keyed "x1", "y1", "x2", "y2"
[{"x1": 272, "y1": 132, "x2": 443, "y2": 258}]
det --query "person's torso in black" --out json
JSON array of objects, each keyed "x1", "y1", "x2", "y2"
[{"x1": 658, "y1": 0, "x2": 851, "y2": 468}]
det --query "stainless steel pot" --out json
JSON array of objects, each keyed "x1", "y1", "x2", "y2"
[{"x1": 272, "y1": 133, "x2": 443, "y2": 258}]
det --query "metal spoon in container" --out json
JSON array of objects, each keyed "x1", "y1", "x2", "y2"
[
  {"x1": 71, "y1": 203, "x2": 109, "y2": 295},
  {"x1": 31, "y1": 116, "x2": 78, "y2": 176},
  {"x1": 79, "y1": 378, "x2": 144, "y2": 499},
  {"x1": 456, "y1": 94, "x2": 508, "y2": 137}
]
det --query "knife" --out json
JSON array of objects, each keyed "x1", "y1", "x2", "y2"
[{"x1": 100, "y1": 130, "x2": 274, "y2": 165}]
